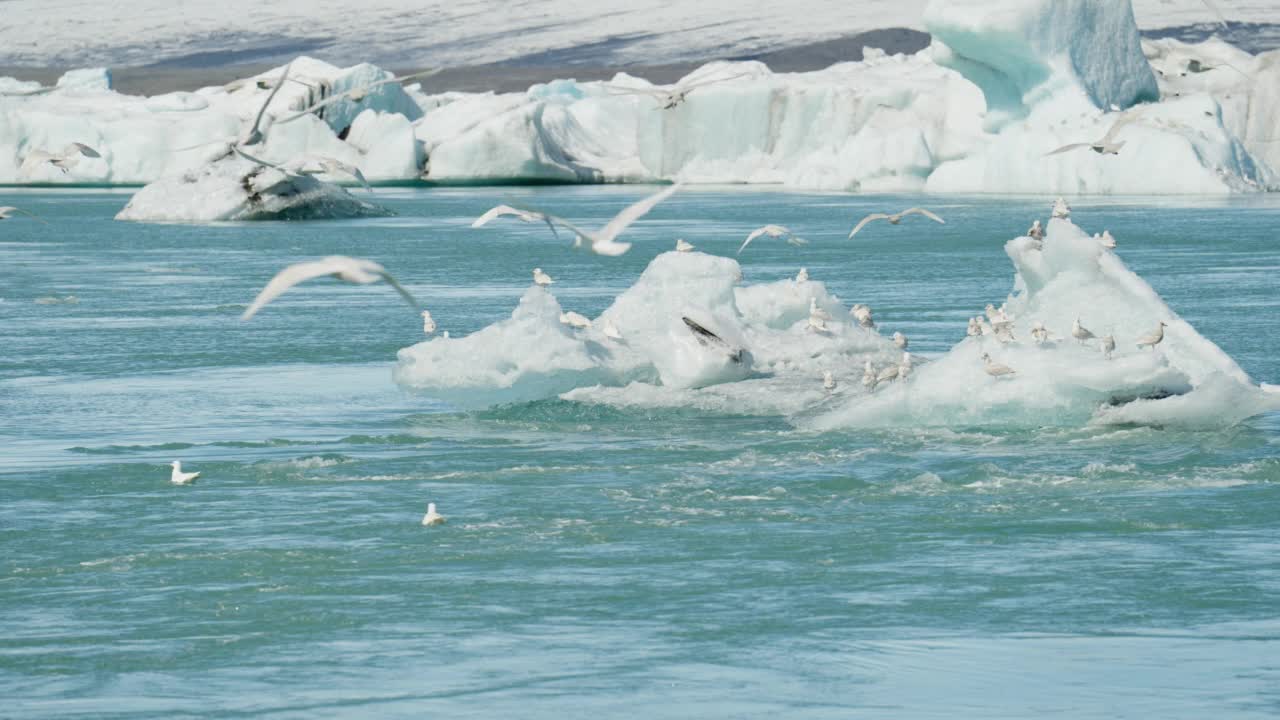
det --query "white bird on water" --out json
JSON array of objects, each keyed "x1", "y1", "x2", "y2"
[
  {"x1": 1046, "y1": 112, "x2": 1138, "y2": 156},
  {"x1": 795, "y1": 267, "x2": 809, "y2": 283},
  {"x1": 533, "y1": 268, "x2": 554, "y2": 287},
  {"x1": 421, "y1": 502, "x2": 446, "y2": 526},
  {"x1": 1052, "y1": 197, "x2": 1071, "y2": 219},
  {"x1": 421, "y1": 309, "x2": 437, "y2": 335},
  {"x1": 893, "y1": 332, "x2": 908, "y2": 350},
  {"x1": 511, "y1": 184, "x2": 681, "y2": 256},
  {"x1": 1072, "y1": 317, "x2": 1096, "y2": 345},
  {"x1": 981, "y1": 353, "x2": 1016, "y2": 378},
  {"x1": 0, "y1": 206, "x2": 47, "y2": 223},
  {"x1": 472, "y1": 205, "x2": 561, "y2": 241},
  {"x1": 170, "y1": 461, "x2": 200, "y2": 485},
  {"x1": 241, "y1": 256, "x2": 418, "y2": 320},
  {"x1": 1136, "y1": 321, "x2": 1168, "y2": 350},
  {"x1": 848, "y1": 208, "x2": 944, "y2": 238},
  {"x1": 738, "y1": 224, "x2": 807, "y2": 254},
  {"x1": 1101, "y1": 334, "x2": 1116, "y2": 358},
  {"x1": 823, "y1": 371, "x2": 837, "y2": 392},
  {"x1": 675, "y1": 238, "x2": 695, "y2": 253},
  {"x1": 605, "y1": 72, "x2": 747, "y2": 110},
  {"x1": 560, "y1": 311, "x2": 592, "y2": 329},
  {"x1": 21, "y1": 142, "x2": 102, "y2": 175}
]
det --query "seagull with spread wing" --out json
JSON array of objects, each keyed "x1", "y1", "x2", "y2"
[
  {"x1": 606, "y1": 73, "x2": 748, "y2": 110},
  {"x1": 241, "y1": 256, "x2": 419, "y2": 320},
  {"x1": 472, "y1": 204, "x2": 561, "y2": 241},
  {"x1": 1046, "y1": 112, "x2": 1139, "y2": 157},
  {"x1": 505, "y1": 184, "x2": 682, "y2": 257},
  {"x1": 848, "y1": 208, "x2": 945, "y2": 238},
  {"x1": 275, "y1": 69, "x2": 439, "y2": 125},
  {"x1": 738, "y1": 225, "x2": 807, "y2": 254}
]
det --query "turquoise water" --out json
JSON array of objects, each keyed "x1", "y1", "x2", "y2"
[{"x1": 3, "y1": 187, "x2": 1280, "y2": 718}]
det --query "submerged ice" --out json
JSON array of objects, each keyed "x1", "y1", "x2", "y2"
[{"x1": 394, "y1": 209, "x2": 1279, "y2": 430}]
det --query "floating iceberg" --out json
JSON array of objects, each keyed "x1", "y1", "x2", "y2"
[{"x1": 395, "y1": 211, "x2": 1278, "y2": 430}]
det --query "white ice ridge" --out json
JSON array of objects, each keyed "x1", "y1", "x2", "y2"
[{"x1": 2, "y1": 1, "x2": 1279, "y2": 195}]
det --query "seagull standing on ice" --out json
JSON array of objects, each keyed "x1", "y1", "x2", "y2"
[
  {"x1": 967, "y1": 317, "x2": 982, "y2": 337},
  {"x1": 807, "y1": 298, "x2": 831, "y2": 333},
  {"x1": 241, "y1": 256, "x2": 419, "y2": 320},
  {"x1": 851, "y1": 304, "x2": 876, "y2": 329},
  {"x1": 421, "y1": 502, "x2": 446, "y2": 526},
  {"x1": 505, "y1": 184, "x2": 681, "y2": 256},
  {"x1": 170, "y1": 461, "x2": 200, "y2": 485},
  {"x1": 1072, "y1": 317, "x2": 1096, "y2": 345},
  {"x1": 421, "y1": 310, "x2": 437, "y2": 335},
  {"x1": 1046, "y1": 112, "x2": 1138, "y2": 156},
  {"x1": 602, "y1": 320, "x2": 623, "y2": 340},
  {"x1": 823, "y1": 371, "x2": 837, "y2": 392},
  {"x1": 472, "y1": 205, "x2": 561, "y2": 241},
  {"x1": 1027, "y1": 220, "x2": 1045, "y2": 241},
  {"x1": 1052, "y1": 198, "x2": 1071, "y2": 219},
  {"x1": 848, "y1": 208, "x2": 945, "y2": 238},
  {"x1": 675, "y1": 238, "x2": 695, "y2": 253},
  {"x1": 1101, "y1": 334, "x2": 1116, "y2": 358},
  {"x1": 861, "y1": 360, "x2": 878, "y2": 391},
  {"x1": 533, "y1": 268, "x2": 555, "y2": 287},
  {"x1": 893, "y1": 332, "x2": 908, "y2": 350},
  {"x1": 1136, "y1": 322, "x2": 1167, "y2": 350},
  {"x1": 1100, "y1": 230, "x2": 1117, "y2": 249},
  {"x1": 738, "y1": 224, "x2": 807, "y2": 254},
  {"x1": 560, "y1": 311, "x2": 592, "y2": 329},
  {"x1": 981, "y1": 353, "x2": 1016, "y2": 378},
  {"x1": 795, "y1": 268, "x2": 809, "y2": 283},
  {"x1": 898, "y1": 352, "x2": 913, "y2": 379},
  {"x1": 1031, "y1": 321, "x2": 1051, "y2": 344},
  {"x1": 876, "y1": 362, "x2": 900, "y2": 384}
]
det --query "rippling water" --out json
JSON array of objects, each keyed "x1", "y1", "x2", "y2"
[{"x1": 2, "y1": 187, "x2": 1279, "y2": 718}]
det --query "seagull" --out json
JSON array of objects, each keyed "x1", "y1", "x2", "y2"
[
  {"x1": 605, "y1": 73, "x2": 748, "y2": 110},
  {"x1": 795, "y1": 267, "x2": 809, "y2": 282},
  {"x1": 1031, "y1": 320, "x2": 1051, "y2": 344},
  {"x1": 277, "y1": 69, "x2": 439, "y2": 124},
  {"x1": 682, "y1": 317, "x2": 747, "y2": 363},
  {"x1": 421, "y1": 502, "x2": 446, "y2": 526},
  {"x1": 1046, "y1": 112, "x2": 1138, "y2": 156},
  {"x1": 1100, "y1": 230, "x2": 1117, "y2": 249},
  {"x1": 967, "y1": 317, "x2": 982, "y2": 337},
  {"x1": 239, "y1": 62, "x2": 292, "y2": 147},
  {"x1": 1072, "y1": 317, "x2": 1096, "y2": 345},
  {"x1": 848, "y1": 208, "x2": 944, "y2": 238},
  {"x1": 823, "y1": 371, "x2": 837, "y2": 392},
  {"x1": 518, "y1": 184, "x2": 682, "y2": 256},
  {"x1": 0, "y1": 206, "x2": 47, "y2": 223},
  {"x1": 421, "y1": 309, "x2": 437, "y2": 335},
  {"x1": 560, "y1": 311, "x2": 592, "y2": 329},
  {"x1": 985, "y1": 304, "x2": 1013, "y2": 330},
  {"x1": 876, "y1": 363, "x2": 900, "y2": 384},
  {"x1": 241, "y1": 256, "x2": 418, "y2": 320},
  {"x1": 602, "y1": 319, "x2": 623, "y2": 340},
  {"x1": 898, "y1": 352, "x2": 913, "y2": 380},
  {"x1": 1027, "y1": 220, "x2": 1045, "y2": 241},
  {"x1": 1051, "y1": 197, "x2": 1071, "y2": 219},
  {"x1": 472, "y1": 205, "x2": 561, "y2": 241},
  {"x1": 1136, "y1": 321, "x2": 1168, "y2": 350},
  {"x1": 675, "y1": 238, "x2": 695, "y2": 252},
  {"x1": 738, "y1": 224, "x2": 807, "y2": 254},
  {"x1": 851, "y1": 304, "x2": 876, "y2": 329},
  {"x1": 21, "y1": 142, "x2": 102, "y2": 174},
  {"x1": 982, "y1": 353, "x2": 1016, "y2": 378},
  {"x1": 284, "y1": 156, "x2": 372, "y2": 192},
  {"x1": 977, "y1": 317, "x2": 994, "y2": 336},
  {"x1": 893, "y1": 332, "x2": 908, "y2": 350},
  {"x1": 862, "y1": 360, "x2": 878, "y2": 391},
  {"x1": 1101, "y1": 334, "x2": 1116, "y2": 358},
  {"x1": 533, "y1": 268, "x2": 555, "y2": 286},
  {"x1": 1198, "y1": 0, "x2": 1230, "y2": 29},
  {"x1": 170, "y1": 461, "x2": 200, "y2": 485}
]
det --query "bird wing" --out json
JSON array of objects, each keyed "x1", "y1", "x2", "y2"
[
  {"x1": 603, "y1": 84, "x2": 669, "y2": 98},
  {"x1": 679, "y1": 72, "x2": 749, "y2": 92},
  {"x1": 471, "y1": 204, "x2": 523, "y2": 228},
  {"x1": 66, "y1": 142, "x2": 101, "y2": 159},
  {"x1": 1044, "y1": 142, "x2": 1091, "y2": 156},
  {"x1": 848, "y1": 213, "x2": 890, "y2": 238},
  {"x1": 1101, "y1": 110, "x2": 1141, "y2": 144},
  {"x1": 1200, "y1": 0, "x2": 1230, "y2": 28},
  {"x1": 321, "y1": 158, "x2": 372, "y2": 192},
  {"x1": 0, "y1": 206, "x2": 49, "y2": 224},
  {"x1": 900, "y1": 207, "x2": 945, "y2": 224},
  {"x1": 241, "y1": 256, "x2": 361, "y2": 320},
  {"x1": 276, "y1": 91, "x2": 358, "y2": 124},
  {"x1": 539, "y1": 212, "x2": 594, "y2": 246},
  {"x1": 248, "y1": 62, "x2": 292, "y2": 139},
  {"x1": 233, "y1": 146, "x2": 284, "y2": 170},
  {"x1": 597, "y1": 183, "x2": 682, "y2": 244},
  {"x1": 373, "y1": 269, "x2": 421, "y2": 311}
]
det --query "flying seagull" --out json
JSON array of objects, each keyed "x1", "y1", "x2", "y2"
[
  {"x1": 515, "y1": 184, "x2": 682, "y2": 256},
  {"x1": 241, "y1": 255, "x2": 418, "y2": 320},
  {"x1": 605, "y1": 73, "x2": 748, "y2": 110},
  {"x1": 21, "y1": 142, "x2": 102, "y2": 175},
  {"x1": 0, "y1": 206, "x2": 48, "y2": 223},
  {"x1": 276, "y1": 69, "x2": 439, "y2": 124},
  {"x1": 284, "y1": 156, "x2": 372, "y2": 192},
  {"x1": 738, "y1": 224, "x2": 807, "y2": 254},
  {"x1": 1046, "y1": 112, "x2": 1138, "y2": 156},
  {"x1": 472, "y1": 204, "x2": 561, "y2": 241},
  {"x1": 848, "y1": 208, "x2": 945, "y2": 238}
]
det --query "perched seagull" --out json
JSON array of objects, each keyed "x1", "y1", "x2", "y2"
[
  {"x1": 1031, "y1": 320, "x2": 1051, "y2": 344},
  {"x1": 522, "y1": 184, "x2": 682, "y2": 256},
  {"x1": 1051, "y1": 197, "x2": 1071, "y2": 219},
  {"x1": 605, "y1": 73, "x2": 748, "y2": 110},
  {"x1": 533, "y1": 268, "x2": 555, "y2": 286},
  {"x1": 241, "y1": 255, "x2": 418, "y2": 320},
  {"x1": 876, "y1": 362, "x2": 900, "y2": 384},
  {"x1": 602, "y1": 319, "x2": 623, "y2": 340},
  {"x1": 851, "y1": 304, "x2": 876, "y2": 329},
  {"x1": 560, "y1": 311, "x2": 592, "y2": 329},
  {"x1": 848, "y1": 208, "x2": 944, "y2": 238},
  {"x1": 898, "y1": 352, "x2": 913, "y2": 379},
  {"x1": 1046, "y1": 112, "x2": 1138, "y2": 156},
  {"x1": 977, "y1": 317, "x2": 995, "y2": 336},
  {"x1": 862, "y1": 360, "x2": 878, "y2": 391},
  {"x1": 284, "y1": 155, "x2": 372, "y2": 192},
  {"x1": 985, "y1": 304, "x2": 1013, "y2": 330},
  {"x1": 22, "y1": 142, "x2": 102, "y2": 174},
  {"x1": 277, "y1": 69, "x2": 440, "y2": 124},
  {"x1": 823, "y1": 371, "x2": 837, "y2": 392},
  {"x1": 1072, "y1": 317, "x2": 1096, "y2": 345},
  {"x1": 738, "y1": 224, "x2": 807, "y2": 254},
  {"x1": 1100, "y1": 230, "x2": 1117, "y2": 249},
  {"x1": 421, "y1": 502, "x2": 446, "y2": 527},
  {"x1": 981, "y1": 353, "x2": 1016, "y2": 378},
  {"x1": 893, "y1": 332, "x2": 908, "y2": 350},
  {"x1": 421, "y1": 309, "x2": 437, "y2": 335},
  {"x1": 675, "y1": 238, "x2": 695, "y2": 253},
  {"x1": 1101, "y1": 334, "x2": 1116, "y2": 358},
  {"x1": 795, "y1": 267, "x2": 809, "y2": 282},
  {"x1": 0, "y1": 206, "x2": 47, "y2": 223},
  {"x1": 967, "y1": 317, "x2": 982, "y2": 337},
  {"x1": 1136, "y1": 321, "x2": 1168, "y2": 350},
  {"x1": 472, "y1": 204, "x2": 561, "y2": 241},
  {"x1": 1027, "y1": 220, "x2": 1045, "y2": 241},
  {"x1": 169, "y1": 461, "x2": 200, "y2": 485}
]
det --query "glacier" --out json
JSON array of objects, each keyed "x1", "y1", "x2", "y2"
[
  {"x1": 393, "y1": 204, "x2": 1280, "y2": 429},
  {"x1": 1, "y1": 0, "x2": 1278, "y2": 204}
]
